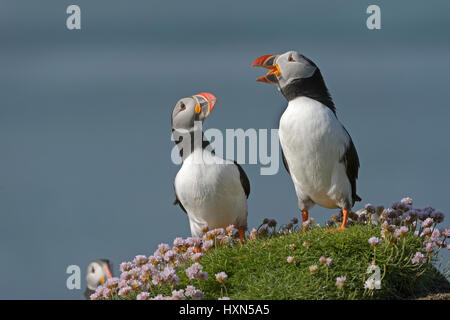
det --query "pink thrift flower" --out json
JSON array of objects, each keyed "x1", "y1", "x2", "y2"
[
  {"x1": 133, "y1": 255, "x2": 148, "y2": 267},
  {"x1": 148, "y1": 255, "x2": 163, "y2": 265},
  {"x1": 120, "y1": 262, "x2": 133, "y2": 272},
  {"x1": 191, "y1": 253, "x2": 203, "y2": 262},
  {"x1": 400, "y1": 197, "x2": 413, "y2": 206},
  {"x1": 136, "y1": 292, "x2": 150, "y2": 300},
  {"x1": 171, "y1": 289, "x2": 185, "y2": 300},
  {"x1": 202, "y1": 240, "x2": 214, "y2": 251},
  {"x1": 102, "y1": 287, "x2": 112, "y2": 299},
  {"x1": 173, "y1": 237, "x2": 185, "y2": 248},
  {"x1": 118, "y1": 286, "x2": 131, "y2": 297},
  {"x1": 226, "y1": 225, "x2": 235, "y2": 236},
  {"x1": 90, "y1": 293, "x2": 101, "y2": 300},
  {"x1": 423, "y1": 228, "x2": 432, "y2": 236},
  {"x1": 430, "y1": 229, "x2": 441, "y2": 243},
  {"x1": 248, "y1": 228, "x2": 258, "y2": 241},
  {"x1": 336, "y1": 276, "x2": 346, "y2": 289},
  {"x1": 412, "y1": 252, "x2": 425, "y2": 264},
  {"x1": 422, "y1": 218, "x2": 433, "y2": 228},
  {"x1": 368, "y1": 237, "x2": 381, "y2": 247},
  {"x1": 215, "y1": 272, "x2": 228, "y2": 283},
  {"x1": 425, "y1": 242, "x2": 434, "y2": 254},
  {"x1": 157, "y1": 243, "x2": 170, "y2": 254},
  {"x1": 309, "y1": 265, "x2": 318, "y2": 274},
  {"x1": 442, "y1": 228, "x2": 450, "y2": 238},
  {"x1": 105, "y1": 277, "x2": 120, "y2": 290},
  {"x1": 186, "y1": 263, "x2": 208, "y2": 280},
  {"x1": 184, "y1": 285, "x2": 204, "y2": 300},
  {"x1": 394, "y1": 226, "x2": 408, "y2": 238}
]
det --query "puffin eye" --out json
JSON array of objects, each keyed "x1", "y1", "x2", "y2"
[
  {"x1": 91, "y1": 267, "x2": 95, "y2": 273},
  {"x1": 179, "y1": 102, "x2": 186, "y2": 111},
  {"x1": 288, "y1": 55, "x2": 295, "y2": 62}
]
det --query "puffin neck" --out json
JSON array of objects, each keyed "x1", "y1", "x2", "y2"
[
  {"x1": 279, "y1": 70, "x2": 336, "y2": 115},
  {"x1": 172, "y1": 128, "x2": 214, "y2": 160}
]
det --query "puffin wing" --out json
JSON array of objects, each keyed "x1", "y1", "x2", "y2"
[
  {"x1": 278, "y1": 103, "x2": 290, "y2": 175},
  {"x1": 233, "y1": 161, "x2": 250, "y2": 198},
  {"x1": 173, "y1": 183, "x2": 187, "y2": 214},
  {"x1": 340, "y1": 126, "x2": 361, "y2": 205},
  {"x1": 281, "y1": 146, "x2": 290, "y2": 174}
]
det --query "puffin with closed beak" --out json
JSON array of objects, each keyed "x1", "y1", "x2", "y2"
[
  {"x1": 172, "y1": 92, "x2": 250, "y2": 242},
  {"x1": 84, "y1": 259, "x2": 113, "y2": 299},
  {"x1": 252, "y1": 51, "x2": 361, "y2": 231}
]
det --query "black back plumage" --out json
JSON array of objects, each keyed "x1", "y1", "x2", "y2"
[
  {"x1": 173, "y1": 183, "x2": 187, "y2": 214},
  {"x1": 233, "y1": 161, "x2": 250, "y2": 198},
  {"x1": 341, "y1": 128, "x2": 361, "y2": 206},
  {"x1": 281, "y1": 149, "x2": 290, "y2": 174}
]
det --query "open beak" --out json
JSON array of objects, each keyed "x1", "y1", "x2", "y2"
[
  {"x1": 252, "y1": 54, "x2": 280, "y2": 84},
  {"x1": 105, "y1": 265, "x2": 113, "y2": 279},
  {"x1": 193, "y1": 92, "x2": 217, "y2": 117}
]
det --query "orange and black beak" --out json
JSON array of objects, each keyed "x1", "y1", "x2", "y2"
[
  {"x1": 252, "y1": 54, "x2": 280, "y2": 84},
  {"x1": 99, "y1": 264, "x2": 113, "y2": 284},
  {"x1": 105, "y1": 265, "x2": 113, "y2": 279},
  {"x1": 193, "y1": 92, "x2": 217, "y2": 117}
]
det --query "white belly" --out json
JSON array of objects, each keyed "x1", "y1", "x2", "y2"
[
  {"x1": 279, "y1": 96, "x2": 351, "y2": 209},
  {"x1": 175, "y1": 150, "x2": 247, "y2": 236}
]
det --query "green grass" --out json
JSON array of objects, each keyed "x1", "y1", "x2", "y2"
[{"x1": 157, "y1": 225, "x2": 449, "y2": 300}]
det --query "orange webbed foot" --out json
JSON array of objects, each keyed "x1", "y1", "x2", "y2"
[
  {"x1": 238, "y1": 229, "x2": 246, "y2": 244},
  {"x1": 301, "y1": 210, "x2": 309, "y2": 232},
  {"x1": 327, "y1": 209, "x2": 349, "y2": 232}
]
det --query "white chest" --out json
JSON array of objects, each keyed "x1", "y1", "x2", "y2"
[
  {"x1": 174, "y1": 149, "x2": 248, "y2": 235},
  {"x1": 278, "y1": 97, "x2": 349, "y2": 206},
  {"x1": 279, "y1": 97, "x2": 346, "y2": 158}
]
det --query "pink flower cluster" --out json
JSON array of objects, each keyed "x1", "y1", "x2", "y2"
[
  {"x1": 90, "y1": 226, "x2": 239, "y2": 300},
  {"x1": 361, "y1": 197, "x2": 447, "y2": 265}
]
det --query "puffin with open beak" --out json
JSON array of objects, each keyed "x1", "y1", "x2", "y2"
[
  {"x1": 84, "y1": 259, "x2": 113, "y2": 299},
  {"x1": 252, "y1": 51, "x2": 361, "y2": 231},
  {"x1": 172, "y1": 93, "x2": 250, "y2": 242}
]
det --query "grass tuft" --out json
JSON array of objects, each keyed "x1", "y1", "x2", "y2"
[{"x1": 157, "y1": 225, "x2": 449, "y2": 300}]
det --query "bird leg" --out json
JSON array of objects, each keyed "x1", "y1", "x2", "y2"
[
  {"x1": 302, "y1": 210, "x2": 309, "y2": 231},
  {"x1": 341, "y1": 209, "x2": 349, "y2": 230},
  {"x1": 327, "y1": 209, "x2": 349, "y2": 232},
  {"x1": 238, "y1": 229, "x2": 245, "y2": 244},
  {"x1": 302, "y1": 210, "x2": 309, "y2": 222},
  {"x1": 193, "y1": 247, "x2": 201, "y2": 253}
]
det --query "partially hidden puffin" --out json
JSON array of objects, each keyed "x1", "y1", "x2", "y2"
[{"x1": 84, "y1": 259, "x2": 113, "y2": 299}]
